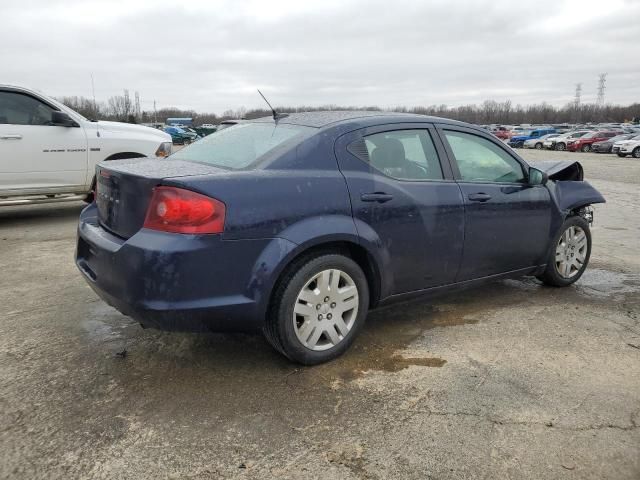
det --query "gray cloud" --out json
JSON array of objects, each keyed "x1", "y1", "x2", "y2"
[{"x1": 2, "y1": 0, "x2": 639, "y2": 113}]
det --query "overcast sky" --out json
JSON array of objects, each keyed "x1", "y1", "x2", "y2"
[{"x1": 2, "y1": 0, "x2": 639, "y2": 113}]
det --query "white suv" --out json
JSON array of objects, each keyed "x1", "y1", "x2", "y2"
[
  {"x1": 614, "y1": 135, "x2": 640, "y2": 158},
  {"x1": 0, "y1": 85, "x2": 172, "y2": 206}
]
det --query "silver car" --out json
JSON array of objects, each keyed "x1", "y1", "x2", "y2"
[
  {"x1": 524, "y1": 134, "x2": 559, "y2": 149},
  {"x1": 543, "y1": 131, "x2": 590, "y2": 151}
]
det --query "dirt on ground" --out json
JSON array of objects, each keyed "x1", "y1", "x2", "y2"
[{"x1": 0, "y1": 149, "x2": 638, "y2": 479}]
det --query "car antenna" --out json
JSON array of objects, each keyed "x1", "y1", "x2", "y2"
[{"x1": 257, "y1": 89, "x2": 288, "y2": 121}]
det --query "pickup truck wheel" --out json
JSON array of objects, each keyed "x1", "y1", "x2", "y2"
[
  {"x1": 84, "y1": 179, "x2": 96, "y2": 203},
  {"x1": 264, "y1": 253, "x2": 369, "y2": 365},
  {"x1": 537, "y1": 216, "x2": 591, "y2": 287},
  {"x1": 556, "y1": 142, "x2": 566, "y2": 151},
  {"x1": 581, "y1": 144, "x2": 591, "y2": 152},
  {"x1": 535, "y1": 142, "x2": 543, "y2": 149},
  {"x1": 633, "y1": 147, "x2": 640, "y2": 159}
]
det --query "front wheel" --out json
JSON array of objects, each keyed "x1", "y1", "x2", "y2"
[
  {"x1": 556, "y1": 142, "x2": 566, "y2": 151},
  {"x1": 264, "y1": 253, "x2": 369, "y2": 365},
  {"x1": 633, "y1": 147, "x2": 640, "y2": 159},
  {"x1": 535, "y1": 142, "x2": 543, "y2": 150},
  {"x1": 581, "y1": 144, "x2": 591, "y2": 152},
  {"x1": 537, "y1": 216, "x2": 591, "y2": 287}
]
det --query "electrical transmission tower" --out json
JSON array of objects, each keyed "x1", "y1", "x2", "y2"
[
  {"x1": 596, "y1": 73, "x2": 607, "y2": 106},
  {"x1": 573, "y1": 83, "x2": 582, "y2": 122}
]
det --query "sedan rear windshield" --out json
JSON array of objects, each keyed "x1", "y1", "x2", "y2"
[{"x1": 169, "y1": 123, "x2": 315, "y2": 170}]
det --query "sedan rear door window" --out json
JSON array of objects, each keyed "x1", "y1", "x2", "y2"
[{"x1": 361, "y1": 129, "x2": 443, "y2": 181}]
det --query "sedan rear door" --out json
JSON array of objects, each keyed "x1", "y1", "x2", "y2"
[
  {"x1": 436, "y1": 125, "x2": 552, "y2": 281},
  {"x1": 335, "y1": 123, "x2": 465, "y2": 296}
]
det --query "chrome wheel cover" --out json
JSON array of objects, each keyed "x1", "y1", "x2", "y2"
[
  {"x1": 555, "y1": 225, "x2": 588, "y2": 279},
  {"x1": 293, "y1": 269, "x2": 359, "y2": 351}
]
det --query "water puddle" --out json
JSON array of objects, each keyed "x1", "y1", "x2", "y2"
[
  {"x1": 574, "y1": 268, "x2": 640, "y2": 299},
  {"x1": 296, "y1": 301, "x2": 481, "y2": 382},
  {"x1": 82, "y1": 303, "x2": 134, "y2": 344}
]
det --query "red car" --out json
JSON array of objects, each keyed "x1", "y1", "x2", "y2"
[
  {"x1": 491, "y1": 127, "x2": 510, "y2": 140},
  {"x1": 567, "y1": 131, "x2": 621, "y2": 152}
]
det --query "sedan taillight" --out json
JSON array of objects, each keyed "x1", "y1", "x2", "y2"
[{"x1": 143, "y1": 186, "x2": 225, "y2": 234}]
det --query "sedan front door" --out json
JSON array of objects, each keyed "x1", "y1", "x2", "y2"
[{"x1": 437, "y1": 126, "x2": 552, "y2": 281}]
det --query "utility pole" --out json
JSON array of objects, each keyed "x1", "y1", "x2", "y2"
[
  {"x1": 153, "y1": 100, "x2": 157, "y2": 124},
  {"x1": 134, "y1": 91, "x2": 141, "y2": 122},
  {"x1": 596, "y1": 73, "x2": 607, "y2": 107},
  {"x1": 90, "y1": 73, "x2": 97, "y2": 119},
  {"x1": 574, "y1": 83, "x2": 582, "y2": 123}
]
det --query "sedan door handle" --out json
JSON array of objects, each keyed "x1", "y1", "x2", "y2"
[
  {"x1": 0, "y1": 134, "x2": 22, "y2": 140},
  {"x1": 361, "y1": 192, "x2": 393, "y2": 203},
  {"x1": 468, "y1": 192, "x2": 492, "y2": 202}
]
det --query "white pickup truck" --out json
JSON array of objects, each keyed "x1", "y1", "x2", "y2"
[{"x1": 0, "y1": 85, "x2": 172, "y2": 206}]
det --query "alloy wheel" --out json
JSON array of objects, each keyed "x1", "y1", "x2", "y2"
[
  {"x1": 292, "y1": 269, "x2": 359, "y2": 351},
  {"x1": 555, "y1": 226, "x2": 588, "y2": 279}
]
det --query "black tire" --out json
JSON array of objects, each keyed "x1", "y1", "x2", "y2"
[
  {"x1": 264, "y1": 253, "x2": 369, "y2": 365},
  {"x1": 537, "y1": 216, "x2": 591, "y2": 287},
  {"x1": 581, "y1": 144, "x2": 591, "y2": 152},
  {"x1": 633, "y1": 147, "x2": 640, "y2": 159},
  {"x1": 556, "y1": 142, "x2": 566, "y2": 151},
  {"x1": 84, "y1": 177, "x2": 96, "y2": 203},
  {"x1": 535, "y1": 142, "x2": 543, "y2": 150}
]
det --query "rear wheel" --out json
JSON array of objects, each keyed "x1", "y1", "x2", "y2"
[
  {"x1": 535, "y1": 142, "x2": 543, "y2": 149},
  {"x1": 633, "y1": 147, "x2": 640, "y2": 159},
  {"x1": 264, "y1": 253, "x2": 369, "y2": 365},
  {"x1": 537, "y1": 216, "x2": 591, "y2": 287},
  {"x1": 556, "y1": 142, "x2": 566, "y2": 151},
  {"x1": 581, "y1": 144, "x2": 591, "y2": 152}
]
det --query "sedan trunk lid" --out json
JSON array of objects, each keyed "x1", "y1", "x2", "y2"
[{"x1": 96, "y1": 158, "x2": 226, "y2": 239}]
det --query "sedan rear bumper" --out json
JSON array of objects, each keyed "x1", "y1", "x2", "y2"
[{"x1": 76, "y1": 204, "x2": 294, "y2": 332}]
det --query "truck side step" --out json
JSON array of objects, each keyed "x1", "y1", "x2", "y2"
[{"x1": 0, "y1": 194, "x2": 87, "y2": 207}]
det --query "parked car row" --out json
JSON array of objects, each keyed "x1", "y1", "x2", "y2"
[{"x1": 498, "y1": 124, "x2": 640, "y2": 158}]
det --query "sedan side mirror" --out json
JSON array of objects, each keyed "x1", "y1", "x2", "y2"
[
  {"x1": 51, "y1": 111, "x2": 78, "y2": 127},
  {"x1": 528, "y1": 167, "x2": 548, "y2": 186}
]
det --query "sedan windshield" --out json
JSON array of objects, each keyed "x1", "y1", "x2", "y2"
[{"x1": 169, "y1": 122, "x2": 315, "y2": 170}]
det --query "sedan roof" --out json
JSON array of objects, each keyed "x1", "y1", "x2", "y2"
[{"x1": 249, "y1": 110, "x2": 468, "y2": 129}]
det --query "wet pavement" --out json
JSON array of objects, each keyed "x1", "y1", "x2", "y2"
[{"x1": 1, "y1": 150, "x2": 639, "y2": 479}]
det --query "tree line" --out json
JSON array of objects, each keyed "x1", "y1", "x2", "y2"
[{"x1": 58, "y1": 92, "x2": 640, "y2": 126}]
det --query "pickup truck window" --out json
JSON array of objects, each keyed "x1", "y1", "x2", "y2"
[{"x1": 0, "y1": 91, "x2": 56, "y2": 126}]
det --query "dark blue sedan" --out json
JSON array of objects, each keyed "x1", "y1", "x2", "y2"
[{"x1": 76, "y1": 111, "x2": 604, "y2": 364}]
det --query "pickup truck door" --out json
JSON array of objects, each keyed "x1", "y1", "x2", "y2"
[{"x1": 0, "y1": 89, "x2": 88, "y2": 193}]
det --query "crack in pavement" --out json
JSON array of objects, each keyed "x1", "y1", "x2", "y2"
[{"x1": 400, "y1": 408, "x2": 640, "y2": 432}]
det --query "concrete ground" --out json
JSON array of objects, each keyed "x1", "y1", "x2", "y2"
[{"x1": 1, "y1": 149, "x2": 638, "y2": 479}]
